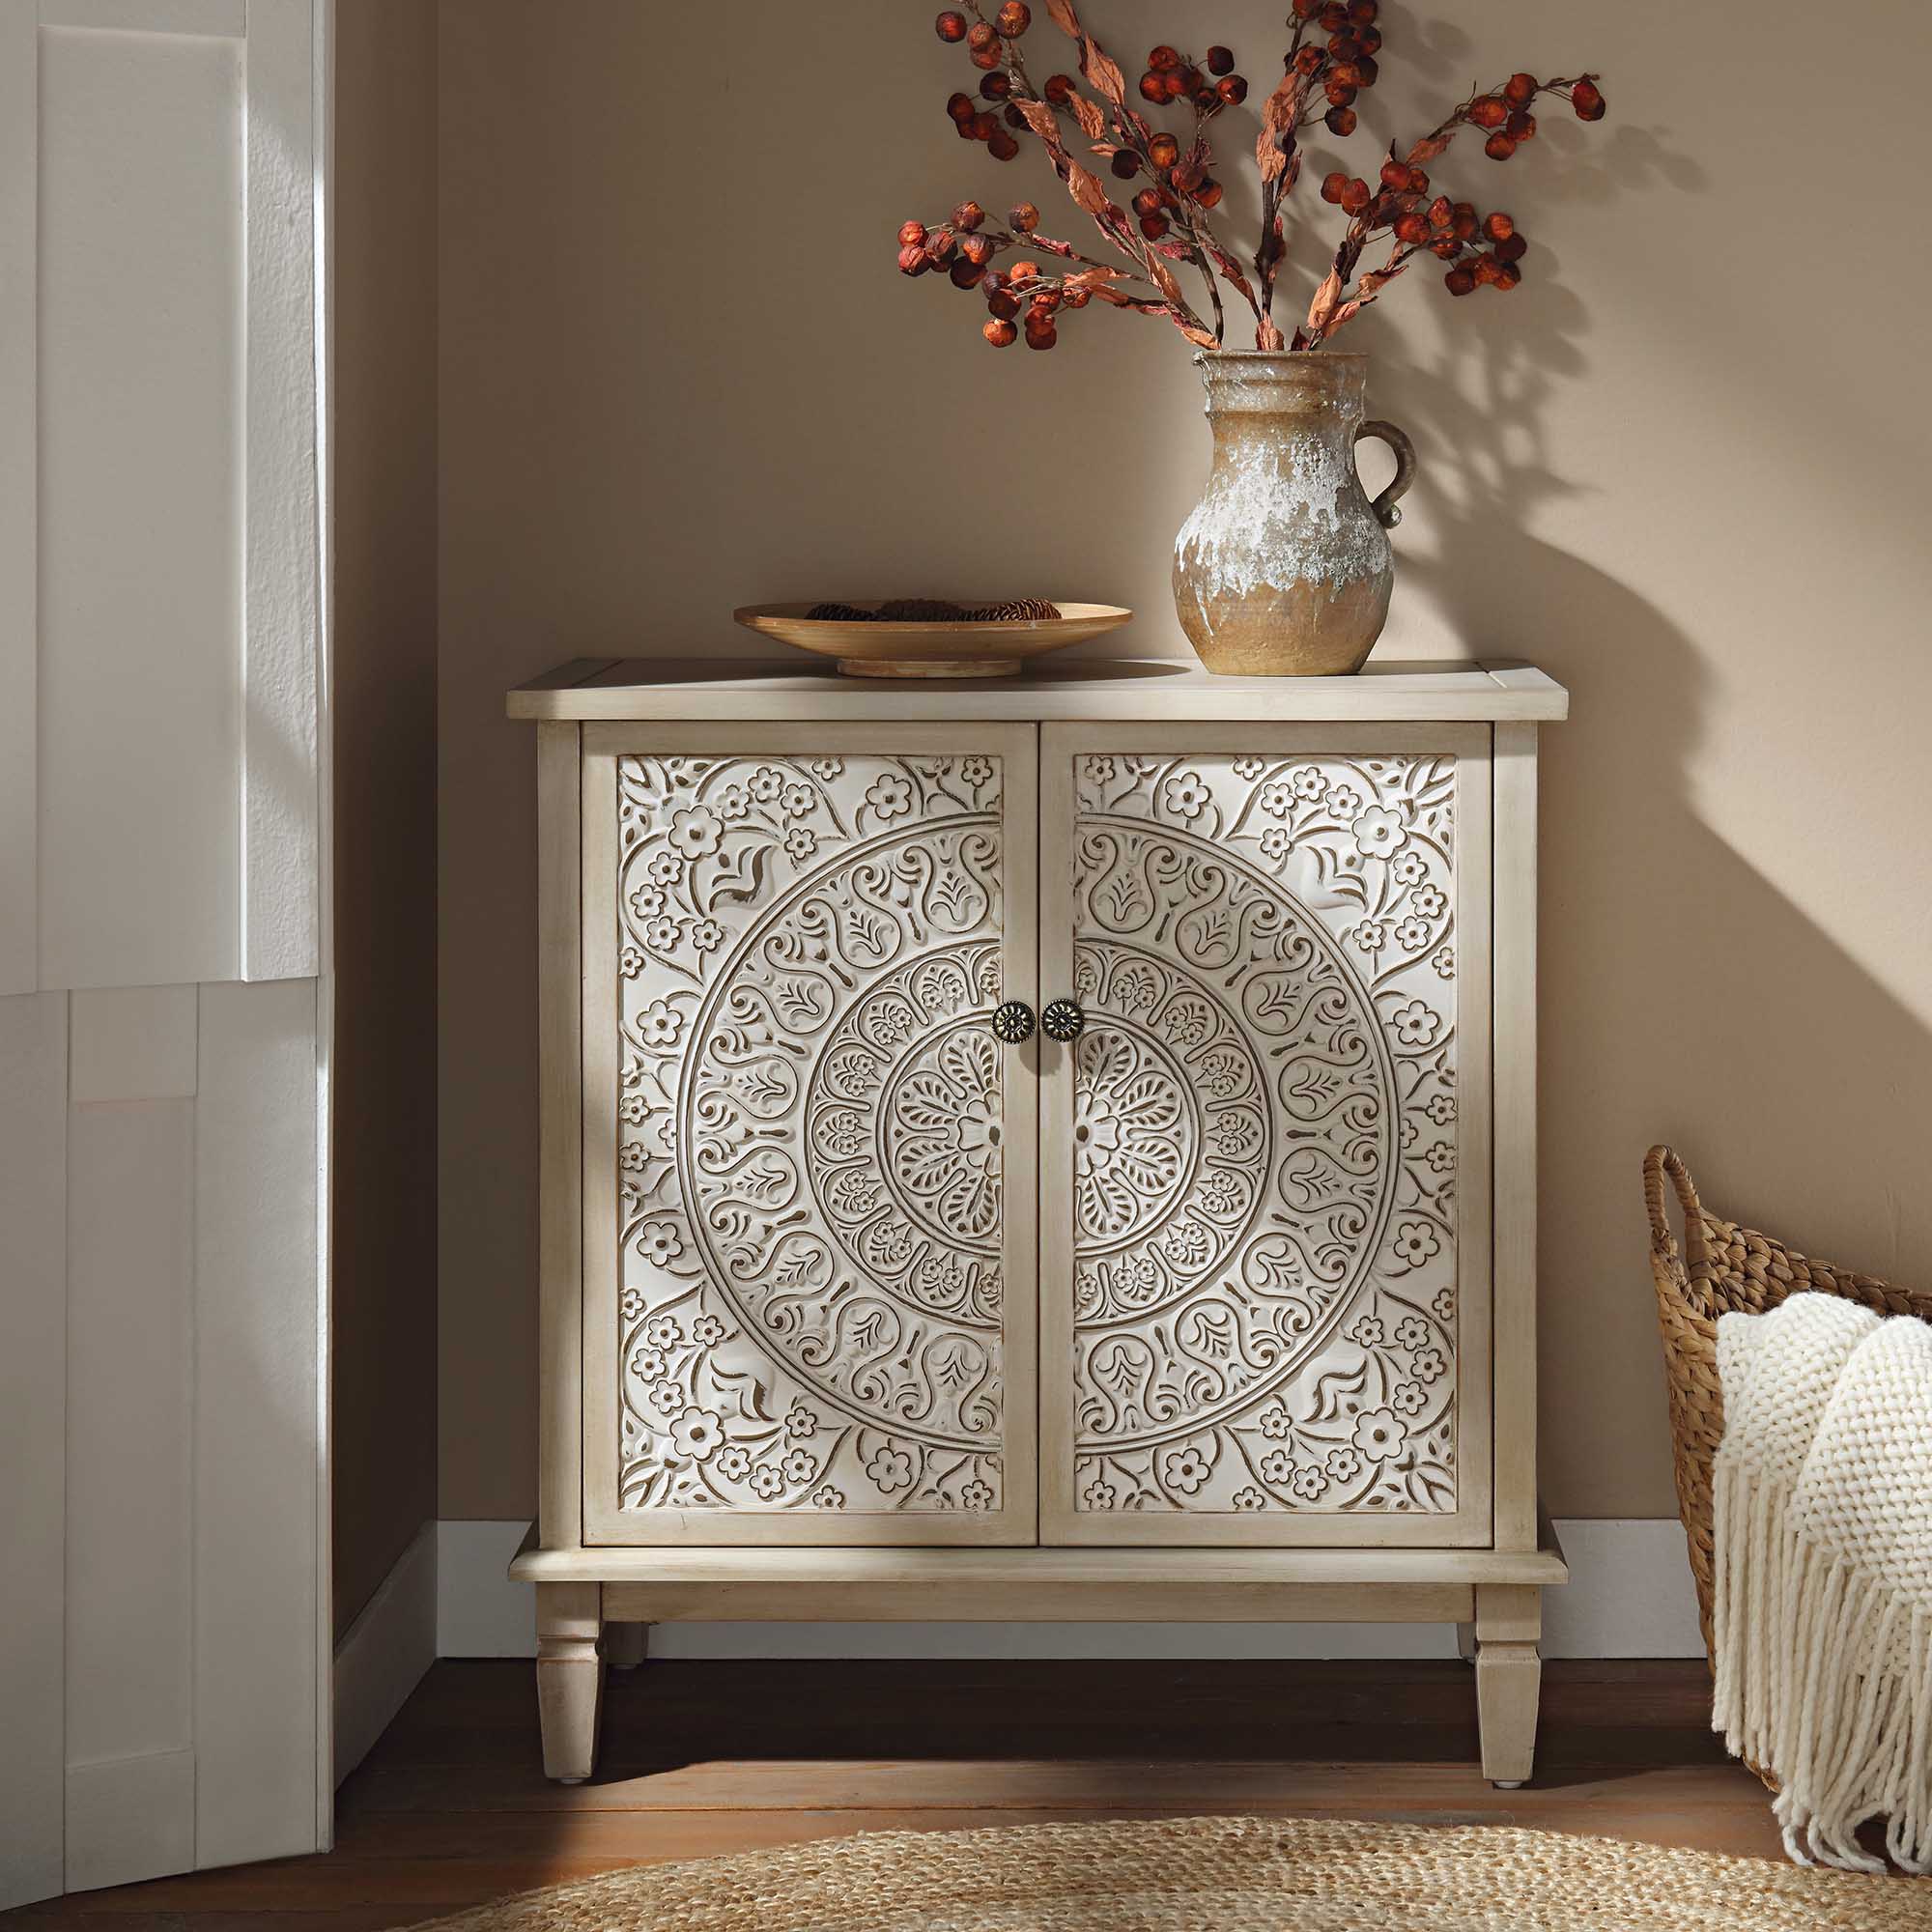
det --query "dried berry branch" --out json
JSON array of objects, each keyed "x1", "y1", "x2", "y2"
[{"x1": 908, "y1": 5, "x2": 1606, "y2": 355}]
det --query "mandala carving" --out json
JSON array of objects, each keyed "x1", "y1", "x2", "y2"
[
  {"x1": 611, "y1": 753, "x2": 1009, "y2": 1516},
  {"x1": 1069, "y1": 753, "x2": 1461, "y2": 1517}
]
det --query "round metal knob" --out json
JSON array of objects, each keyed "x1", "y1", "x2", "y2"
[
  {"x1": 1040, "y1": 998, "x2": 1085, "y2": 1043},
  {"x1": 991, "y1": 1001, "x2": 1036, "y2": 1044}
]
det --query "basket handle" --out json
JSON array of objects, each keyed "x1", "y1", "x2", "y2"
[{"x1": 1644, "y1": 1145, "x2": 1706, "y2": 1268}]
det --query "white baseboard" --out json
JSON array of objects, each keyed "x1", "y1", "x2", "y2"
[
  {"x1": 332, "y1": 1520, "x2": 436, "y2": 1783},
  {"x1": 434, "y1": 1519, "x2": 1704, "y2": 1662}
]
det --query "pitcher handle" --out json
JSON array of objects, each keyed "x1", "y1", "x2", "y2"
[{"x1": 1356, "y1": 419, "x2": 1417, "y2": 529}]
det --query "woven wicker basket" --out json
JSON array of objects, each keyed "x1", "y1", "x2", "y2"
[{"x1": 1644, "y1": 1144, "x2": 1932, "y2": 1788}]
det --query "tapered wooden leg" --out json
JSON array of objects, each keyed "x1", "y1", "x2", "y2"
[
  {"x1": 604, "y1": 1620, "x2": 649, "y2": 1671},
  {"x1": 535, "y1": 1581, "x2": 604, "y2": 1783},
  {"x1": 1474, "y1": 1582, "x2": 1542, "y2": 1788}
]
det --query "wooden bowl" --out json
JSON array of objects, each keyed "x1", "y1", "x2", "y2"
[{"x1": 733, "y1": 602, "x2": 1133, "y2": 679}]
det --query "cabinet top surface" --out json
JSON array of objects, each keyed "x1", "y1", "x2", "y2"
[{"x1": 507, "y1": 656, "x2": 1568, "y2": 724}]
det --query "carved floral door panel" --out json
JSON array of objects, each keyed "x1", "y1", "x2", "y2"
[
  {"x1": 1037, "y1": 726, "x2": 1492, "y2": 1547},
  {"x1": 581, "y1": 725, "x2": 1038, "y2": 1546}
]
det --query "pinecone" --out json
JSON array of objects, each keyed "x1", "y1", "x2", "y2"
[
  {"x1": 967, "y1": 599, "x2": 1062, "y2": 622},
  {"x1": 877, "y1": 598, "x2": 973, "y2": 621},
  {"x1": 805, "y1": 602, "x2": 876, "y2": 622}
]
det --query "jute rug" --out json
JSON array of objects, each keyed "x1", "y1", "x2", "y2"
[{"x1": 415, "y1": 1813, "x2": 1923, "y2": 1931}]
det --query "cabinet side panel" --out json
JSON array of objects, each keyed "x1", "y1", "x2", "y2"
[{"x1": 537, "y1": 722, "x2": 583, "y2": 1548}]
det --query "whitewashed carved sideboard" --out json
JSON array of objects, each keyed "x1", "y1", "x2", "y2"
[{"x1": 507, "y1": 658, "x2": 1569, "y2": 1785}]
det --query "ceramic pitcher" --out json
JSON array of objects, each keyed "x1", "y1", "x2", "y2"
[{"x1": 1172, "y1": 352, "x2": 1415, "y2": 676}]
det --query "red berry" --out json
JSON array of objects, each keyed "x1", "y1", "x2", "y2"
[
  {"x1": 950, "y1": 257, "x2": 984, "y2": 288},
  {"x1": 1133, "y1": 186, "x2": 1164, "y2": 216},
  {"x1": 1195, "y1": 177, "x2": 1224, "y2": 208},
  {"x1": 935, "y1": 10, "x2": 967, "y2": 42},
  {"x1": 980, "y1": 71, "x2": 1011, "y2": 99},
  {"x1": 1064, "y1": 286, "x2": 1091, "y2": 308},
  {"x1": 898, "y1": 243, "x2": 929, "y2": 275},
  {"x1": 1429, "y1": 196, "x2": 1453, "y2": 228},
  {"x1": 967, "y1": 20, "x2": 997, "y2": 49},
  {"x1": 1009, "y1": 201, "x2": 1039, "y2": 232},
  {"x1": 1003, "y1": 102, "x2": 1027, "y2": 127},
  {"x1": 1160, "y1": 69, "x2": 1189, "y2": 100},
  {"x1": 1293, "y1": 44, "x2": 1323, "y2": 75},
  {"x1": 986, "y1": 288, "x2": 1020, "y2": 318},
  {"x1": 1494, "y1": 232, "x2": 1527, "y2": 264},
  {"x1": 961, "y1": 232, "x2": 995, "y2": 265},
  {"x1": 1571, "y1": 78, "x2": 1605, "y2": 121},
  {"x1": 971, "y1": 110, "x2": 998, "y2": 139},
  {"x1": 1024, "y1": 315, "x2": 1057, "y2": 349},
  {"x1": 1029, "y1": 288, "x2": 1062, "y2": 314},
  {"x1": 1483, "y1": 211, "x2": 1513, "y2": 242},
  {"x1": 1430, "y1": 238, "x2": 1460, "y2": 258},
  {"x1": 1484, "y1": 132, "x2": 1516, "y2": 160},
  {"x1": 1148, "y1": 131, "x2": 1180, "y2": 169},
  {"x1": 970, "y1": 43, "x2": 1002, "y2": 69},
  {"x1": 996, "y1": 1, "x2": 1030, "y2": 36},
  {"x1": 1504, "y1": 71, "x2": 1537, "y2": 104},
  {"x1": 1044, "y1": 72, "x2": 1076, "y2": 104},
  {"x1": 1506, "y1": 109, "x2": 1536, "y2": 141},
  {"x1": 1444, "y1": 265, "x2": 1475, "y2": 296},
  {"x1": 1394, "y1": 213, "x2": 1430, "y2": 244},
  {"x1": 1348, "y1": 0, "x2": 1378, "y2": 18},
  {"x1": 947, "y1": 91, "x2": 976, "y2": 124},
  {"x1": 1321, "y1": 169, "x2": 1348, "y2": 203},
  {"x1": 1148, "y1": 43, "x2": 1181, "y2": 70},
  {"x1": 1207, "y1": 44, "x2": 1236, "y2": 74},
  {"x1": 898, "y1": 219, "x2": 927, "y2": 246},
  {"x1": 1331, "y1": 61, "x2": 1364, "y2": 89},
  {"x1": 1358, "y1": 26, "x2": 1382, "y2": 54},
  {"x1": 1007, "y1": 258, "x2": 1040, "y2": 282},
  {"x1": 1111, "y1": 149, "x2": 1141, "y2": 179},
  {"x1": 1319, "y1": 2, "x2": 1349, "y2": 28},
  {"x1": 1328, "y1": 34, "x2": 1361, "y2": 61},
  {"x1": 1139, "y1": 213, "x2": 1168, "y2": 240},
  {"x1": 1407, "y1": 167, "x2": 1429, "y2": 193},
  {"x1": 923, "y1": 228, "x2": 955, "y2": 261},
  {"x1": 1355, "y1": 56, "x2": 1379, "y2": 86},
  {"x1": 987, "y1": 129, "x2": 1020, "y2": 158},
  {"x1": 1495, "y1": 260, "x2": 1521, "y2": 289},
  {"x1": 1340, "y1": 177, "x2": 1372, "y2": 214},
  {"x1": 1378, "y1": 158, "x2": 1408, "y2": 189},
  {"x1": 983, "y1": 317, "x2": 1017, "y2": 346},
  {"x1": 1469, "y1": 97, "x2": 1508, "y2": 129},
  {"x1": 1139, "y1": 71, "x2": 1167, "y2": 102},
  {"x1": 1324, "y1": 106, "x2": 1357, "y2": 135},
  {"x1": 1216, "y1": 74, "x2": 1248, "y2": 103},
  {"x1": 1293, "y1": 0, "x2": 1321, "y2": 16},
  {"x1": 1325, "y1": 80, "x2": 1358, "y2": 107}
]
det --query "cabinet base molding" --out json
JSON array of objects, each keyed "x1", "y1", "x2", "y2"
[{"x1": 515, "y1": 1525, "x2": 1564, "y2": 1786}]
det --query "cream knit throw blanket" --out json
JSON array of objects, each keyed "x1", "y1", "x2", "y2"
[{"x1": 1713, "y1": 1291, "x2": 1932, "y2": 1871}]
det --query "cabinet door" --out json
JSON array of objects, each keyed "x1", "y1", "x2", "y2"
[
  {"x1": 581, "y1": 724, "x2": 1037, "y2": 1545},
  {"x1": 1039, "y1": 725, "x2": 1492, "y2": 1546}
]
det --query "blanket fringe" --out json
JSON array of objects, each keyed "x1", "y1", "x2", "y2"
[{"x1": 1715, "y1": 1464, "x2": 1932, "y2": 1874}]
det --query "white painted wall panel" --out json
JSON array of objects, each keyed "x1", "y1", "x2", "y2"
[
  {"x1": 36, "y1": 24, "x2": 245, "y2": 990},
  {"x1": 68, "y1": 984, "x2": 199, "y2": 1103},
  {"x1": 193, "y1": 978, "x2": 322, "y2": 1869},
  {"x1": 63, "y1": 1750, "x2": 196, "y2": 1898},
  {"x1": 0, "y1": 995, "x2": 69, "y2": 1911},
  {"x1": 240, "y1": 0, "x2": 321, "y2": 983},
  {"x1": 0, "y1": 6, "x2": 35, "y2": 998},
  {"x1": 64, "y1": 1089, "x2": 197, "y2": 1887}
]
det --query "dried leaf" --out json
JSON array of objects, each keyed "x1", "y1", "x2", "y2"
[
  {"x1": 1146, "y1": 251, "x2": 1187, "y2": 307},
  {"x1": 1091, "y1": 283, "x2": 1137, "y2": 306},
  {"x1": 1034, "y1": 233, "x2": 1076, "y2": 257},
  {"x1": 1305, "y1": 264, "x2": 1344, "y2": 335},
  {"x1": 1256, "y1": 315, "x2": 1287, "y2": 352},
  {"x1": 1406, "y1": 128, "x2": 1455, "y2": 166},
  {"x1": 1082, "y1": 36, "x2": 1127, "y2": 106},
  {"x1": 1044, "y1": 0, "x2": 1082, "y2": 36},
  {"x1": 1257, "y1": 73, "x2": 1301, "y2": 185},
  {"x1": 1017, "y1": 99, "x2": 1058, "y2": 141},
  {"x1": 1069, "y1": 94, "x2": 1107, "y2": 141},
  {"x1": 1206, "y1": 242, "x2": 1258, "y2": 303},
  {"x1": 1179, "y1": 322, "x2": 1220, "y2": 348},
  {"x1": 1066, "y1": 161, "x2": 1110, "y2": 216},
  {"x1": 1149, "y1": 237, "x2": 1190, "y2": 260}
]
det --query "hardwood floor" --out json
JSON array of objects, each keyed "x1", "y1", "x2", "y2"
[{"x1": 9, "y1": 1658, "x2": 1786, "y2": 1931}]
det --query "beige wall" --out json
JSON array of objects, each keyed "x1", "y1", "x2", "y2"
[
  {"x1": 436, "y1": 0, "x2": 1932, "y2": 1522},
  {"x1": 332, "y1": 0, "x2": 439, "y2": 1634}
]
